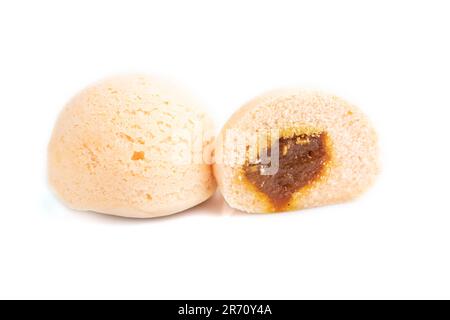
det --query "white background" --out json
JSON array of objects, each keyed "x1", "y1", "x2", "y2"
[{"x1": 0, "y1": 0, "x2": 449, "y2": 299}]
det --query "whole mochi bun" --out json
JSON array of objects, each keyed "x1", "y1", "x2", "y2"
[
  {"x1": 48, "y1": 75, "x2": 216, "y2": 218},
  {"x1": 214, "y1": 89, "x2": 379, "y2": 213}
]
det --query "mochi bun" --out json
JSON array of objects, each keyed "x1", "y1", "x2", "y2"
[
  {"x1": 214, "y1": 89, "x2": 379, "y2": 213},
  {"x1": 48, "y1": 75, "x2": 216, "y2": 218}
]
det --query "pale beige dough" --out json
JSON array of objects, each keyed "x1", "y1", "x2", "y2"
[
  {"x1": 48, "y1": 75, "x2": 216, "y2": 218},
  {"x1": 214, "y1": 89, "x2": 379, "y2": 213}
]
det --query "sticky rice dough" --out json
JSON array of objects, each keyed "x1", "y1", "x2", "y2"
[
  {"x1": 214, "y1": 89, "x2": 379, "y2": 213},
  {"x1": 48, "y1": 75, "x2": 216, "y2": 218}
]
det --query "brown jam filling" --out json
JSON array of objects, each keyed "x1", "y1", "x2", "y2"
[{"x1": 243, "y1": 132, "x2": 329, "y2": 211}]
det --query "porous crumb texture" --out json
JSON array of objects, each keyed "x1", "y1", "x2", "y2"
[
  {"x1": 214, "y1": 89, "x2": 379, "y2": 213},
  {"x1": 48, "y1": 75, "x2": 216, "y2": 218}
]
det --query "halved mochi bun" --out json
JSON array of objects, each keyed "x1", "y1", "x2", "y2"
[
  {"x1": 48, "y1": 75, "x2": 216, "y2": 218},
  {"x1": 214, "y1": 89, "x2": 379, "y2": 213}
]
